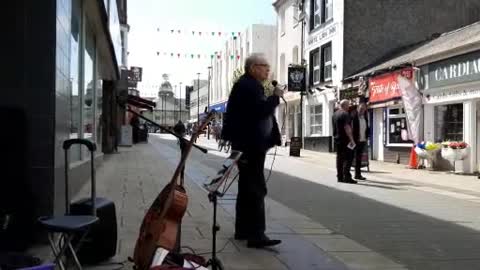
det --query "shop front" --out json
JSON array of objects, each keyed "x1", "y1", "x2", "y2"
[
  {"x1": 421, "y1": 50, "x2": 480, "y2": 173},
  {"x1": 369, "y1": 68, "x2": 414, "y2": 164}
]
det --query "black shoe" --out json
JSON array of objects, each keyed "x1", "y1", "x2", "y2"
[
  {"x1": 247, "y1": 238, "x2": 282, "y2": 248},
  {"x1": 341, "y1": 179, "x2": 358, "y2": 184},
  {"x1": 355, "y1": 175, "x2": 367, "y2": 180}
]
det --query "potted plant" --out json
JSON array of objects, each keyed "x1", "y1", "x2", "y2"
[{"x1": 441, "y1": 141, "x2": 469, "y2": 161}]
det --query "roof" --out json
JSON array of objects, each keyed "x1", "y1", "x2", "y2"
[{"x1": 348, "y1": 21, "x2": 480, "y2": 79}]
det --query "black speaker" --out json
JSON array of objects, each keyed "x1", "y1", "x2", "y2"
[
  {"x1": 0, "y1": 107, "x2": 34, "y2": 252},
  {"x1": 70, "y1": 197, "x2": 117, "y2": 264}
]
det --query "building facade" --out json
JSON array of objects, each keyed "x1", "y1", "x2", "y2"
[
  {"x1": 3, "y1": 0, "x2": 123, "y2": 244},
  {"x1": 293, "y1": 0, "x2": 480, "y2": 153},
  {"x1": 209, "y1": 24, "x2": 277, "y2": 123},
  {"x1": 273, "y1": 0, "x2": 303, "y2": 145}
]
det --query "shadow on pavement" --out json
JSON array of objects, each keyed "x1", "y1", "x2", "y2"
[{"x1": 267, "y1": 169, "x2": 480, "y2": 270}]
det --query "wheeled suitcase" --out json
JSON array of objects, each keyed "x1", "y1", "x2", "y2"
[{"x1": 64, "y1": 140, "x2": 118, "y2": 264}]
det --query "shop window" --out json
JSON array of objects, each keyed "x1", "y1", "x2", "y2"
[
  {"x1": 95, "y1": 66, "x2": 103, "y2": 153},
  {"x1": 434, "y1": 103, "x2": 463, "y2": 142},
  {"x1": 83, "y1": 23, "x2": 95, "y2": 142},
  {"x1": 386, "y1": 107, "x2": 412, "y2": 146},
  {"x1": 310, "y1": 104, "x2": 323, "y2": 135},
  {"x1": 69, "y1": 0, "x2": 82, "y2": 162}
]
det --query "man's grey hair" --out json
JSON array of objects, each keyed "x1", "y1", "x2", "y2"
[
  {"x1": 244, "y1": 53, "x2": 267, "y2": 72},
  {"x1": 339, "y1": 99, "x2": 350, "y2": 110}
]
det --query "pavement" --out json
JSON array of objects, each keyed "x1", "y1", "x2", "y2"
[{"x1": 30, "y1": 134, "x2": 480, "y2": 270}]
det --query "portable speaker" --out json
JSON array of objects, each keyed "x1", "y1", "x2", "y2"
[{"x1": 70, "y1": 197, "x2": 117, "y2": 264}]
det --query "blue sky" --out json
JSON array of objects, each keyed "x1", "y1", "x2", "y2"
[{"x1": 128, "y1": 0, "x2": 277, "y2": 97}]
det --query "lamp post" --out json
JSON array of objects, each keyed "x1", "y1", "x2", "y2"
[
  {"x1": 207, "y1": 66, "x2": 212, "y2": 140},
  {"x1": 179, "y1": 82, "x2": 183, "y2": 122},
  {"x1": 174, "y1": 84, "x2": 177, "y2": 123},
  {"x1": 299, "y1": 0, "x2": 306, "y2": 147},
  {"x1": 196, "y1": 73, "x2": 201, "y2": 124}
]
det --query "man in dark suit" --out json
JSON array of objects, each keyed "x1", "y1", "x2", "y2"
[
  {"x1": 333, "y1": 100, "x2": 357, "y2": 184},
  {"x1": 222, "y1": 53, "x2": 282, "y2": 248},
  {"x1": 351, "y1": 103, "x2": 369, "y2": 180}
]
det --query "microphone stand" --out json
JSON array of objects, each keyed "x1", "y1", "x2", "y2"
[{"x1": 203, "y1": 152, "x2": 242, "y2": 270}]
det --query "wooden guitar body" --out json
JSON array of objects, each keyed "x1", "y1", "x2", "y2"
[{"x1": 133, "y1": 112, "x2": 214, "y2": 270}]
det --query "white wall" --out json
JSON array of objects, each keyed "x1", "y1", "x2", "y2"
[
  {"x1": 210, "y1": 24, "x2": 277, "y2": 106},
  {"x1": 304, "y1": 0, "x2": 345, "y2": 137}
]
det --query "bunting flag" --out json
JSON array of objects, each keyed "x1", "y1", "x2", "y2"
[
  {"x1": 156, "y1": 28, "x2": 241, "y2": 38},
  {"x1": 153, "y1": 51, "x2": 240, "y2": 60}
]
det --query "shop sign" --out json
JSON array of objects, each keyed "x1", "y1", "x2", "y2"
[
  {"x1": 339, "y1": 88, "x2": 358, "y2": 101},
  {"x1": 129, "y1": 66, "x2": 143, "y2": 82},
  {"x1": 425, "y1": 88, "x2": 480, "y2": 103},
  {"x1": 428, "y1": 50, "x2": 480, "y2": 89},
  {"x1": 288, "y1": 66, "x2": 306, "y2": 92},
  {"x1": 306, "y1": 23, "x2": 337, "y2": 50},
  {"x1": 369, "y1": 68, "x2": 413, "y2": 104}
]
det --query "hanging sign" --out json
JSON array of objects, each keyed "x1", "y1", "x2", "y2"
[
  {"x1": 288, "y1": 66, "x2": 306, "y2": 92},
  {"x1": 369, "y1": 68, "x2": 413, "y2": 104}
]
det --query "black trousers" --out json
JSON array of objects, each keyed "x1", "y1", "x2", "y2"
[
  {"x1": 354, "y1": 142, "x2": 366, "y2": 177},
  {"x1": 235, "y1": 150, "x2": 267, "y2": 240},
  {"x1": 336, "y1": 142, "x2": 354, "y2": 181}
]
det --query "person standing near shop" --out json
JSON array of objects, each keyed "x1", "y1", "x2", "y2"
[
  {"x1": 333, "y1": 99, "x2": 357, "y2": 184},
  {"x1": 222, "y1": 53, "x2": 282, "y2": 248},
  {"x1": 352, "y1": 103, "x2": 369, "y2": 180}
]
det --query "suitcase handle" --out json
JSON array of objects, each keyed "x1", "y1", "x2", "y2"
[{"x1": 63, "y1": 139, "x2": 96, "y2": 152}]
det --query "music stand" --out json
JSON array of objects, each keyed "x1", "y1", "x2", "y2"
[{"x1": 203, "y1": 151, "x2": 242, "y2": 270}]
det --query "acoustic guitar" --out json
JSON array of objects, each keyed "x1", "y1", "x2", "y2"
[{"x1": 133, "y1": 111, "x2": 216, "y2": 270}]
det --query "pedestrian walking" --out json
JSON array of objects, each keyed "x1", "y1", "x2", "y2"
[
  {"x1": 351, "y1": 103, "x2": 369, "y2": 180},
  {"x1": 333, "y1": 99, "x2": 357, "y2": 184},
  {"x1": 222, "y1": 53, "x2": 282, "y2": 248}
]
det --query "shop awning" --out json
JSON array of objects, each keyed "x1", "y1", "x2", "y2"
[
  {"x1": 127, "y1": 95, "x2": 156, "y2": 111},
  {"x1": 209, "y1": 101, "x2": 227, "y2": 113}
]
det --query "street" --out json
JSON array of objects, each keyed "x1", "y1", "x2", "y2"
[{"x1": 149, "y1": 134, "x2": 480, "y2": 270}]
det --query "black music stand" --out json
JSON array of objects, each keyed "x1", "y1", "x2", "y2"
[{"x1": 203, "y1": 151, "x2": 242, "y2": 270}]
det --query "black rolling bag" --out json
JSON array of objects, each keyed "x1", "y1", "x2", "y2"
[{"x1": 64, "y1": 140, "x2": 118, "y2": 264}]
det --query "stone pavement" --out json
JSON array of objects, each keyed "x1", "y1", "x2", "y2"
[{"x1": 54, "y1": 138, "x2": 408, "y2": 270}]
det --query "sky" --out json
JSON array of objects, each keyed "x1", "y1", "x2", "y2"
[{"x1": 128, "y1": 0, "x2": 277, "y2": 98}]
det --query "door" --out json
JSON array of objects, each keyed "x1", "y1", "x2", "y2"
[
  {"x1": 372, "y1": 108, "x2": 384, "y2": 161},
  {"x1": 476, "y1": 101, "x2": 480, "y2": 172}
]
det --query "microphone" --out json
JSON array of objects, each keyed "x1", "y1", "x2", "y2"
[{"x1": 272, "y1": 80, "x2": 287, "y2": 104}]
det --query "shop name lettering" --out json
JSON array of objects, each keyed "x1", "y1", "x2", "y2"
[
  {"x1": 307, "y1": 25, "x2": 336, "y2": 46},
  {"x1": 370, "y1": 81, "x2": 399, "y2": 96},
  {"x1": 429, "y1": 88, "x2": 480, "y2": 100},
  {"x1": 434, "y1": 58, "x2": 480, "y2": 81}
]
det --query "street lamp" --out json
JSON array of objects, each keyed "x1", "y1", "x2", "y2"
[
  {"x1": 196, "y1": 73, "x2": 201, "y2": 124},
  {"x1": 179, "y1": 82, "x2": 183, "y2": 122},
  {"x1": 207, "y1": 66, "x2": 212, "y2": 140}
]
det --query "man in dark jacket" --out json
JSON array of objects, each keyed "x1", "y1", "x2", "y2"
[
  {"x1": 222, "y1": 53, "x2": 282, "y2": 248},
  {"x1": 351, "y1": 103, "x2": 369, "y2": 180}
]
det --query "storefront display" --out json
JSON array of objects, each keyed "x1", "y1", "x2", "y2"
[
  {"x1": 369, "y1": 68, "x2": 414, "y2": 164},
  {"x1": 422, "y1": 50, "x2": 480, "y2": 173}
]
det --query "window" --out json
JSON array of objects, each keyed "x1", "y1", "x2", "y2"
[
  {"x1": 69, "y1": 0, "x2": 82, "y2": 162},
  {"x1": 280, "y1": 53, "x2": 286, "y2": 84},
  {"x1": 311, "y1": 0, "x2": 321, "y2": 30},
  {"x1": 310, "y1": 49, "x2": 320, "y2": 85},
  {"x1": 386, "y1": 107, "x2": 412, "y2": 146},
  {"x1": 310, "y1": 105, "x2": 323, "y2": 135},
  {"x1": 321, "y1": 43, "x2": 332, "y2": 81},
  {"x1": 83, "y1": 23, "x2": 95, "y2": 141},
  {"x1": 434, "y1": 104, "x2": 463, "y2": 142},
  {"x1": 293, "y1": 3, "x2": 299, "y2": 26},
  {"x1": 280, "y1": 8, "x2": 286, "y2": 34},
  {"x1": 322, "y1": 0, "x2": 333, "y2": 23},
  {"x1": 310, "y1": 0, "x2": 332, "y2": 30}
]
